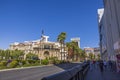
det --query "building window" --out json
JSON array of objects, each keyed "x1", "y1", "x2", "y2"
[{"x1": 44, "y1": 45, "x2": 50, "y2": 49}]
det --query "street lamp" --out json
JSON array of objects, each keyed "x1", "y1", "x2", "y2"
[{"x1": 39, "y1": 38, "x2": 42, "y2": 64}]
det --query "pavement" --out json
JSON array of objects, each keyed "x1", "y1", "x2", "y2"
[
  {"x1": 85, "y1": 64, "x2": 120, "y2": 80},
  {"x1": 0, "y1": 63, "x2": 81, "y2": 80},
  {"x1": 0, "y1": 64, "x2": 54, "y2": 72}
]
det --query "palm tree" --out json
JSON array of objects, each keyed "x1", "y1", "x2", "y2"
[
  {"x1": 80, "y1": 50, "x2": 87, "y2": 61},
  {"x1": 57, "y1": 32, "x2": 66, "y2": 60},
  {"x1": 66, "y1": 42, "x2": 73, "y2": 60},
  {"x1": 66, "y1": 41, "x2": 80, "y2": 61}
]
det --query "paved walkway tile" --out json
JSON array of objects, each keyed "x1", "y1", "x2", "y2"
[{"x1": 85, "y1": 65, "x2": 120, "y2": 80}]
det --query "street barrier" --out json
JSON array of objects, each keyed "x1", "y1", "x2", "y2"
[
  {"x1": 68, "y1": 67, "x2": 80, "y2": 80},
  {"x1": 81, "y1": 63, "x2": 89, "y2": 78},
  {"x1": 41, "y1": 62, "x2": 89, "y2": 80},
  {"x1": 41, "y1": 70, "x2": 71, "y2": 80}
]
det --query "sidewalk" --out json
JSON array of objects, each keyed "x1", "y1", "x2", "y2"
[{"x1": 85, "y1": 65, "x2": 120, "y2": 80}]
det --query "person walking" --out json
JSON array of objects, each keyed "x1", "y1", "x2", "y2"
[
  {"x1": 93, "y1": 60, "x2": 96, "y2": 69},
  {"x1": 90, "y1": 61, "x2": 93, "y2": 71},
  {"x1": 103, "y1": 60, "x2": 107, "y2": 71},
  {"x1": 96, "y1": 61, "x2": 99, "y2": 69},
  {"x1": 108, "y1": 60, "x2": 112, "y2": 71},
  {"x1": 99, "y1": 60, "x2": 104, "y2": 72}
]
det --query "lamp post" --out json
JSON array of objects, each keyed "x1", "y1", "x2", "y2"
[
  {"x1": 39, "y1": 39, "x2": 41, "y2": 64},
  {"x1": 61, "y1": 42, "x2": 62, "y2": 61},
  {"x1": 39, "y1": 37, "x2": 43, "y2": 64}
]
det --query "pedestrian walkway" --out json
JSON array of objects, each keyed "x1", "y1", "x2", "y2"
[{"x1": 85, "y1": 64, "x2": 120, "y2": 80}]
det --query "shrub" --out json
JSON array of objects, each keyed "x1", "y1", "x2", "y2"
[
  {"x1": 21, "y1": 60, "x2": 26, "y2": 65},
  {"x1": 0, "y1": 61, "x2": 7, "y2": 66},
  {"x1": 27, "y1": 60, "x2": 36, "y2": 64},
  {"x1": 9, "y1": 60, "x2": 19, "y2": 68},
  {"x1": 54, "y1": 60, "x2": 61, "y2": 64},
  {"x1": 0, "y1": 62, "x2": 3, "y2": 66},
  {"x1": 0, "y1": 66, "x2": 7, "y2": 69},
  {"x1": 49, "y1": 57, "x2": 58, "y2": 64},
  {"x1": 41, "y1": 59, "x2": 49, "y2": 65},
  {"x1": 35, "y1": 60, "x2": 40, "y2": 64},
  {"x1": 59, "y1": 60, "x2": 68, "y2": 64}
]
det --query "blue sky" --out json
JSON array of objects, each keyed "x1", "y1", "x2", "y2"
[{"x1": 0, "y1": 0, "x2": 103, "y2": 49}]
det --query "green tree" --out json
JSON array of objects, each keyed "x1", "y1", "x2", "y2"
[
  {"x1": 26, "y1": 53, "x2": 38, "y2": 60},
  {"x1": 4, "y1": 50, "x2": 11, "y2": 60},
  {"x1": 66, "y1": 41, "x2": 76, "y2": 61},
  {"x1": 0, "y1": 49, "x2": 11, "y2": 60},
  {"x1": 10, "y1": 49, "x2": 24, "y2": 60},
  {"x1": 66, "y1": 41, "x2": 84, "y2": 61},
  {"x1": 0, "y1": 49, "x2": 5, "y2": 60},
  {"x1": 88, "y1": 53, "x2": 94, "y2": 60},
  {"x1": 57, "y1": 32, "x2": 66, "y2": 60},
  {"x1": 74, "y1": 46, "x2": 81, "y2": 61},
  {"x1": 97, "y1": 54, "x2": 101, "y2": 60},
  {"x1": 93, "y1": 54, "x2": 96, "y2": 60},
  {"x1": 79, "y1": 50, "x2": 87, "y2": 61},
  {"x1": 66, "y1": 42, "x2": 73, "y2": 59}
]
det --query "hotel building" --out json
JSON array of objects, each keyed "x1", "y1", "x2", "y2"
[
  {"x1": 98, "y1": 0, "x2": 120, "y2": 61},
  {"x1": 9, "y1": 34, "x2": 68, "y2": 60}
]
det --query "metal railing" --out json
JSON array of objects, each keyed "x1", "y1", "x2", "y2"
[{"x1": 41, "y1": 62, "x2": 89, "y2": 80}]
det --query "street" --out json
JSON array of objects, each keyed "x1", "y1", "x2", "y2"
[{"x1": 0, "y1": 63, "x2": 81, "y2": 80}]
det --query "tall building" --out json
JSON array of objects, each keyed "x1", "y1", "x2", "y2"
[
  {"x1": 71, "y1": 37, "x2": 80, "y2": 48},
  {"x1": 98, "y1": 8, "x2": 104, "y2": 23},
  {"x1": 98, "y1": 0, "x2": 120, "y2": 61}
]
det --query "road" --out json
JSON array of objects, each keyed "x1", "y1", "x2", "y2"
[{"x1": 0, "y1": 63, "x2": 81, "y2": 80}]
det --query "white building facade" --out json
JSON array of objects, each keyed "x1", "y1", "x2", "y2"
[
  {"x1": 10, "y1": 35, "x2": 68, "y2": 60},
  {"x1": 98, "y1": 0, "x2": 120, "y2": 61}
]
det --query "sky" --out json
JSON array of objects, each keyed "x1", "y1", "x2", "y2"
[{"x1": 0, "y1": 0, "x2": 103, "y2": 49}]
